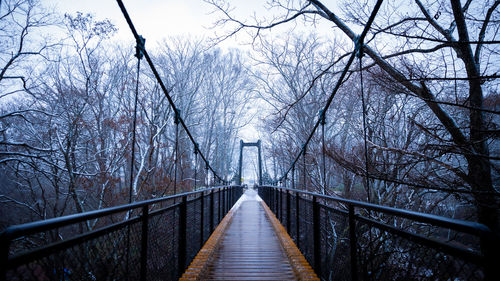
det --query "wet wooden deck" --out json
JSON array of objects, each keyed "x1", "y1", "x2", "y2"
[
  {"x1": 180, "y1": 189, "x2": 318, "y2": 281},
  {"x1": 204, "y1": 195, "x2": 296, "y2": 280}
]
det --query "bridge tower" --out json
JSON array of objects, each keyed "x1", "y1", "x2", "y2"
[{"x1": 238, "y1": 140, "x2": 262, "y2": 186}]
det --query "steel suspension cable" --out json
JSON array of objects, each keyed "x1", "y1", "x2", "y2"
[
  {"x1": 115, "y1": 0, "x2": 226, "y2": 184},
  {"x1": 277, "y1": 0, "x2": 385, "y2": 183}
]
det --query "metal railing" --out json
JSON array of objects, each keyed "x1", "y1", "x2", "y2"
[
  {"x1": 0, "y1": 185, "x2": 243, "y2": 281},
  {"x1": 258, "y1": 185, "x2": 497, "y2": 281}
]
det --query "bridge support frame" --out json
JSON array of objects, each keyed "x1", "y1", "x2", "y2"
[{"x1": 238, "y1": 140, "x2": 262, "y2": 186}]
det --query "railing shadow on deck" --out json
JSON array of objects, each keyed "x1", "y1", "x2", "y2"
[
  {"x1": 258, "y1": 185, "x2": 497, "y2": 281},
  {"x1": 0, "y1": 185, "x2": 243, "y2": 281}
]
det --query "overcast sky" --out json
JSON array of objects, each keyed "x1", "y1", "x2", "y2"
[
  {"x1": 43, "y1": 0, "x2": 339, "y2": 47},
  {"x1": 44, "y1": 0, "x2": 282, "y2": 47}
]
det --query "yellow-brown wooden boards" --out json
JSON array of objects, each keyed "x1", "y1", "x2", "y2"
[{"x1": 180, "y1": 189, "x2": 319, "y2": 281}]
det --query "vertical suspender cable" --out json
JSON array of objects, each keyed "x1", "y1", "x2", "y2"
[
  {"x1": 129, "y1": 36, "x2": 144, "y2": 204},
  {"x1": 127, "y1": 35, "x2": 144, "y2": 279},
  {"x1": 174, "y1": 111, "x2": 179, "y2": 195},
  {"x1": 205, "y1": 163, "x2": 209, "y2": 187},
  {"x1": 321, "y1": 111, "x2": 326, "y2": 195},
  {"x1": 194, "y1": 144, "x2": 198, "y2": 190},
  {"x1": 302, "y1": 147, "x2": 307, "y2": 191}
]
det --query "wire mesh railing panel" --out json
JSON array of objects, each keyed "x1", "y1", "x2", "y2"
[
  {"x1": 319, "y1": 205, "x2": 351, "y2": 281},
  {"x1": 185, "y1": 197, "x2": 202, "y2": 266},
  {"x1": 298, "y1": 196, "x2": 314, "y2": 265},
  {"x1": 280, "y1": 191, "x2": 287, "y2": 225},
  {"x1": 355, "y1": 220, "x2": 485, "y2": 281},
  {"x1": 6, "y1": 220, "x2": 142, "y2": 281},
  {"x1": 289, "y1": 192, "x2": 298, "y2": 241},
  {"x1": 202, "y1": 193, "x2": 211, "y2": 243},
  {"x1": 147, "y1": 207, "x2": 178, "y2": 281},
  {"x1": 259, "y1": 185, "x2": 496, "y2": 281},
  {"x1": 212, "y1": 191, "x2": 220, "y2": 227},
  {"x1": 1, "y1": 186, "x2": 244, "y2": 281}
]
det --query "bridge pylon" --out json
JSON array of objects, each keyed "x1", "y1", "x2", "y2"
[{"x1": 238, "y1": 139, "x2": 262, "y2": 186}]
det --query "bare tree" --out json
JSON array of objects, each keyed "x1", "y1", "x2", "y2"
[
  {"x1": 206, "y1": 0, "x2": 500, "y2": 231},
  {"x1": 0, "y1": 0, "x2": 57, "y2": 85}
]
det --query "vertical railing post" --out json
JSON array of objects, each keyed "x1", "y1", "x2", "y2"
[
  {"x1": 277, "y1": 188, "x2": 280, "y2": 221},
  {"x1": 226, "y1": 187, "x2": 229, "y2": 213},
  {"x1": 267, "y1": 187, "x2": 270, "y2": 211},
  {"x1": 274, "y1": 188, "x2": 278, "y2": 214},
  {"x1": 277, "y1": 188, "x2": 281, "y2": 221},
  {"x1": 222, "y1": 187, "x2": 227, "y2": 215},
  {"x1": 270, "y1": 187, "x2": 274, "y2": 212},
  {"x1": 295, "y1": 192, "x2": 300, "y2": 248},
  {"x1": 268, "y1": 186, "x2": 271, "y2": 206},
  {"x1": 140, "y1": 206, "x2": 149, "y2": 281},
  {"x1": 218, "y1": 188, "x2": 222, "y2": 223},
  {"x1": 286, "y1": 190, "x2": 291, "y2": 232},
  {"x1": 271, "y1": 187, "x2": 275, "y2": 214},
  {"x1": 232, "y1": 186, "x2": 236, "y2": 205},
  {"x1": 233, "y1": 186, "x2": 236, "y2": 205},
  {"x1": 279, "y1": 188, "x2": 283, "y2": 222},
  {"x1": 177, "y1": 196, "x2": 187, "y2": 278},
  {"x1": 209, "y1": 190, "x2": 214, "y2": 233},
  {"x1": 348, "y1": 205, "x2": 358, "y2": 281},
  {"x1": 313, "y1": 196, "x2": 321, "y2": 276},
  {"x1": 200, "y1": 191, "x2": 205, "y2": 248},
  {"x1": 228, "y1": 186, "x2": 232, "y2": 207},
  {"x1": 276, "y1": 188, "x2": 280, "y2": 220},
  {"x1": 220, "y1": 187, "x2": 224, "y2": 216}
]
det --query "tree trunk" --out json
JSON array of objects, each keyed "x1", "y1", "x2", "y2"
[{"x1": 449, "y1": 0, "x2": 499, "y2": 233}]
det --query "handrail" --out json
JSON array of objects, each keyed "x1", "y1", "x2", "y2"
[
  {"x1": 259, "y1": 185, "x2": 492, "y2": 236},
  {"x1": 258, "y1": 185, "x2": 498, "y2": 280},
  {"x1": 1, "y1": 185, "x2": 244, "y2": 281},
  {"x1": 0, "y1": 185, "x2": 236, "y2": 241}
]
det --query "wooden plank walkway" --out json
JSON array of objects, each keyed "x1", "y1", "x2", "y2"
[
  {"x1": 180, "y1": 189, "x2": 319, "y2": 281},
  {"x1": 204, "y1": 195, "x2": 296, "y2": 280}
]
